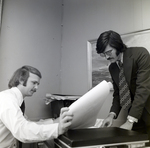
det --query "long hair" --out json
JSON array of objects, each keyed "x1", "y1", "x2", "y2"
[
  {"x1": 96, "y1": 30, "x2": 127, "y2": 55},
  {"x1": 8, "y1": 65, "x2": 42, "y2": 88}
]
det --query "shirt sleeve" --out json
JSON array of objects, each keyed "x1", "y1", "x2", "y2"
[
  {"x1": 0, "y1": 98, "x2": 59, "y2": 143},
  {"x1": 36, "y1": 118, "x2": 54, "y2": 124},
  {"x1": 127, "y1": 115, "x2": 138, "y2": 123}
]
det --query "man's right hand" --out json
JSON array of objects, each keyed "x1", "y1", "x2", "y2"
[
  {"x1": 101, "y1": 113, "x2": 114, "y2": 127},
  {"x1": 58, "y1": 107, "x2": 73, "y2": 135}
]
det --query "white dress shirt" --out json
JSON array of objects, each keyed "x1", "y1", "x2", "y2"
[{"x1": 0, "y1": 87, "x2": 59, "y2": 148}]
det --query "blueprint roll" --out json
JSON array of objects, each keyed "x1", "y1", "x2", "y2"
[{"x1": 69, "y1": 80, "x2": 112, "y2": 129}]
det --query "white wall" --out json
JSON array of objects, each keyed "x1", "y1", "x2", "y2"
[{"x1": 0, "y1": 0, "x2": 62, "y2": 120}]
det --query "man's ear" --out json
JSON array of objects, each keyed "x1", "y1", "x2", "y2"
[{"x1": 19, "y1": 78, "x2": 24, "y2": 85}]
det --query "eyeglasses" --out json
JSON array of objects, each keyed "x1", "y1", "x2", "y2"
[{"x1": 100, "y1": 50, "x2": 113, "y2": 57}]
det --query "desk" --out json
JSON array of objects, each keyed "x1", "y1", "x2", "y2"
[{"x1": 54, "y1": 127, "x2": 149, "y2": 148}]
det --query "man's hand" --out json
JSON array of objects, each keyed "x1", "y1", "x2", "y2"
[
  {"x1": 120, "y1": 120, "x2": 133, "y2": 130},
  {"x1": 101, "y1": 114, "x2": 114, "y2": 127},
  {"x1": 58, "y1": 107, "x2": 73, "y2": 135}
]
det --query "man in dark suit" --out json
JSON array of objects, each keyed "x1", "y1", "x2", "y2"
[{"x1": 96, "y1": 30, "x2": 150, "y2": 145}]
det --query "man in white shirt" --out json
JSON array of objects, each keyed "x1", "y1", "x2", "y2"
[{"x1": 0, "y1": 65, "x2": 73, "y2": 148}]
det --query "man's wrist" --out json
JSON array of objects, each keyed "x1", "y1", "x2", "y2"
[{"x1": 108, "y1": 112, "x2": 116, "y2": 119}]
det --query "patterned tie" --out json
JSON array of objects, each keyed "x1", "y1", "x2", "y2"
[{"x1": 118, "y1": 61, "x2": 131, "y2": 110}]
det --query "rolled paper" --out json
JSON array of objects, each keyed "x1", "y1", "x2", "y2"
[{"x1": 69, "y1": 80, "x2": 112, "y2": 129}]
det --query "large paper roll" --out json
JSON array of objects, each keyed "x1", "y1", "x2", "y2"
[{"x1": 69, "y1": 80, "x2": 112, "y2": 129}]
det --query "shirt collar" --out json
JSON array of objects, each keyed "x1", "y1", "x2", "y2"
[
  {"x1": 10, "y1": 87, "x2": 24, "y2": 107},
  {"x1": 117, "y1": 52, "x2": 123, "y2": 68},
  {"x1": 120, "y1": 52, "x2": 123, "y2": 63}
]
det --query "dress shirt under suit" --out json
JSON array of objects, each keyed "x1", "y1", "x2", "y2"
[
  {"x1": 0, "y1": 87, "x2": 59, "y2": 148},
  {"x1": 109, "y1": 47, "x2": 150, "y2": 137}
]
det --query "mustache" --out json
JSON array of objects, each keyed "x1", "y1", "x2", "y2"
[{"x1": 31, "y1": 89, "x2": 36, "y2": 92}]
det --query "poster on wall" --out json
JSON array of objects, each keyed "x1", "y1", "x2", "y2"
[
  {"x1": 88, "y1": 29, "x2": 150, "y2": 88},
  {"x1": 121, "y1": 29, "x2": 150, "y2": 52},
  {"x1": 91, "y1": 43, "x2": 111, "y2": 88}
]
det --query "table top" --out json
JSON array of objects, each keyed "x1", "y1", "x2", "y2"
[{"x1": 56, "y1": 127, "x2": 149, "y2": 147}]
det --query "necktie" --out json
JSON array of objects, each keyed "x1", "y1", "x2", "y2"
[
  {"x1": 20, "y1": 101, "x2": 25, "y2": 115},
  {"x1": 118, "y1": 61, "x2": 131, "y2": 110}
]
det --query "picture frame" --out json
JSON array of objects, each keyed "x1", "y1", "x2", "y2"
[{"x1": 87, "y1": 29, "x2": 150, "y2": 89}]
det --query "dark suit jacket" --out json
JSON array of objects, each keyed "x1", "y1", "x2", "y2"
[{"x1": 109, "y1": 47, "x2": 150, "y2": 122}]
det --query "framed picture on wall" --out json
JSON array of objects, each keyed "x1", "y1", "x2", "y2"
[
  {"x1": 87, "y1": 29, "x2": 150, "y2": 89},
  {"x1": 87, "y1": 40, "x2": 112, "y2": 89},
  {"x1": 121, "y1": 29, "x2": 150, "y2": 52}
]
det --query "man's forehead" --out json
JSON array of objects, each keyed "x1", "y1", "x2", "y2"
[
  {"x1": 105, "y1": 44, "x2": 113, "y2": 51},
  {"x1": 28, "y1": 72, "x2": 40, "y2": 80}
]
